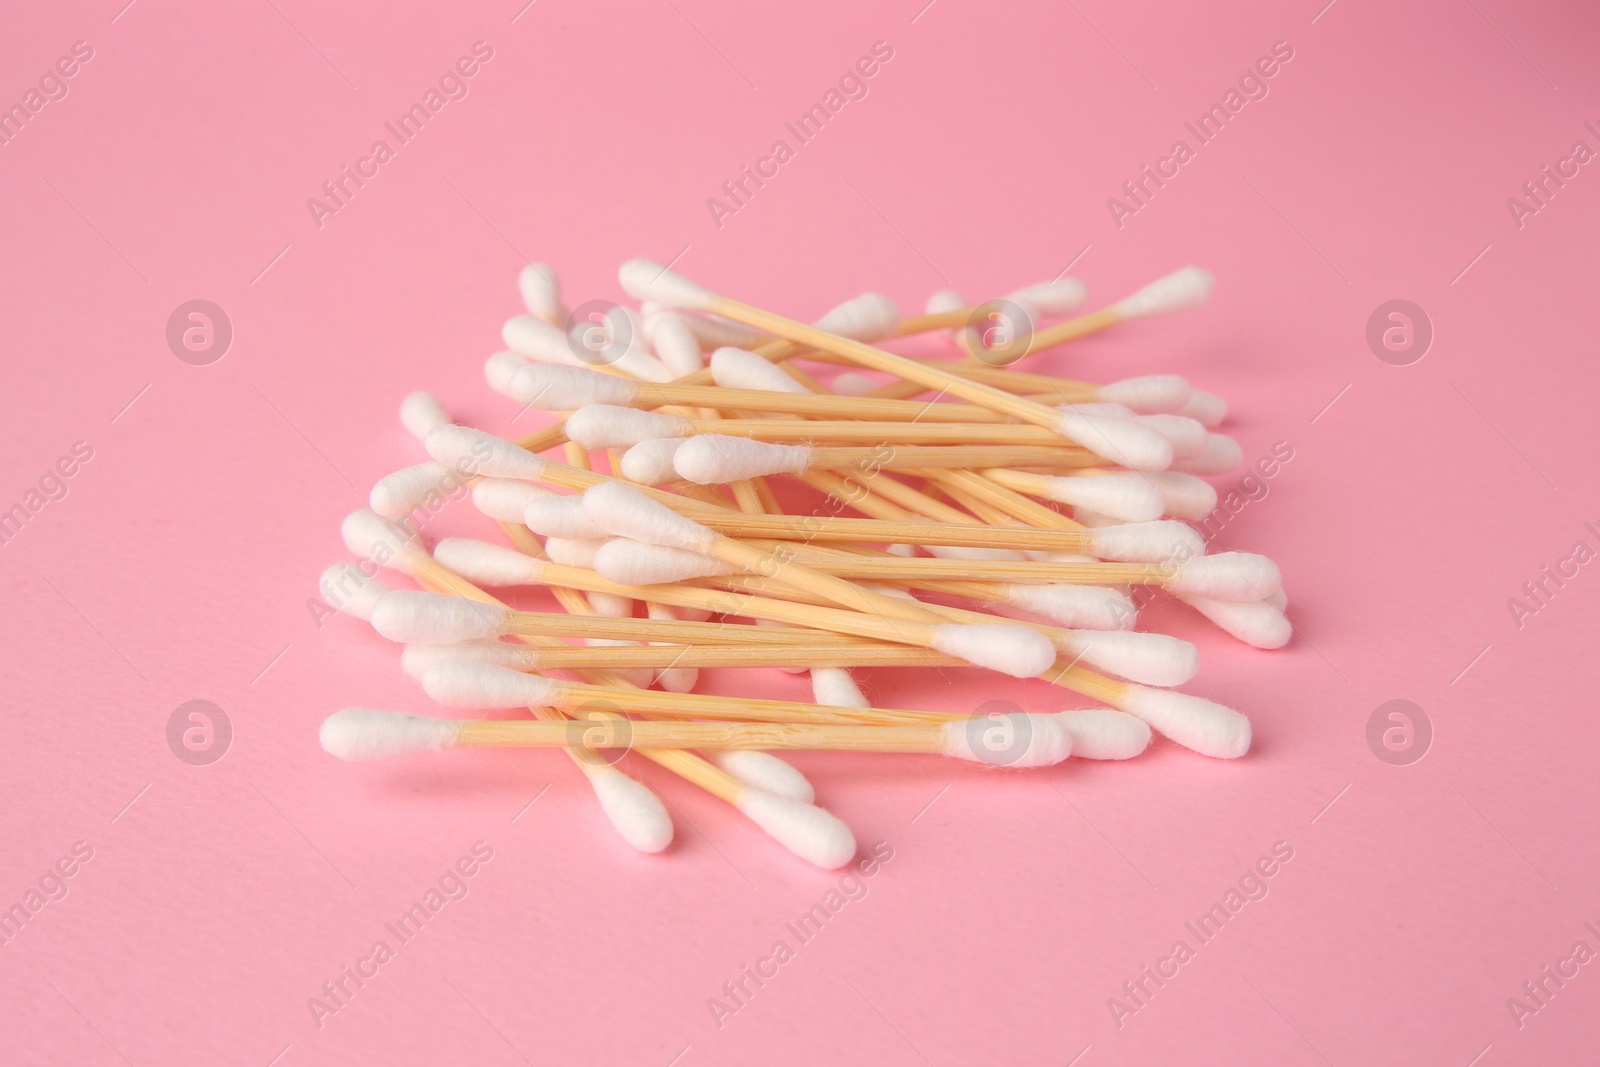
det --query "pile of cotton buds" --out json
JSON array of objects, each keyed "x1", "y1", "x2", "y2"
[{"x1": 318, "y1": 259, "x2": 1288, "y2": 868}]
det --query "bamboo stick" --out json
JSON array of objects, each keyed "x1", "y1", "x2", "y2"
[
  {"x1": 701, "y1": 292, "x2": 1073, "y2": 430},
  {"x1": 502, "y1": 677, "x2": 951, "y2": 726},
  {"x1": 674, "y1": 419, "x2": 1076, "y2": 446},
  {"x1": 457, "y1": 717, "x2": 952, "y2": 754},
  {"x1": 475, "y1": 642, "x2": 961, "y2": 669}
]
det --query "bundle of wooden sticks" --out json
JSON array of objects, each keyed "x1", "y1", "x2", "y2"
[{"x1": 318, "y1": 259, "x2": 1289, "y2": 868}]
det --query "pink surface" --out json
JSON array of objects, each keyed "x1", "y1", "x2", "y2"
[{"x1": 3, "y1": 0, "x2": 1598, "y2": 1063}]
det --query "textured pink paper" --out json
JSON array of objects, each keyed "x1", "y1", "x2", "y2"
[{"x1": 2, "y1": 1, "x2": 1598, "y2": 1063}]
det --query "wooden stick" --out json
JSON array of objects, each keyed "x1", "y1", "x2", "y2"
[
  {"x1": 526, "y1": 561, "x2": 965, "y2": 647},
  {"x1": 601, "y1": 382, "x2": 1027, "y2": 422},
  {"x1": 651, "y1": 511, "x2": 1099, "y2": 551},
  {"x1": 699, "y1": 524, "x2": 951, "y2": 626},
  {"x1": 703, "y1": 293, "x2": 1073, "y2": 430},
  {"x1": 414, "y1": 547, "x2": 750, "y2": 802},
  {"x1": 720, "y1": 343, "x2": 1078, "y2": 542},
  {"x1": 799, "y1": 469, "x2": 975, "y2": 528},
  {"x1": 822, "y1": 355, "x2": 1128, "y2": 403},
  {"x1": 717, "y1": 550, "x2": 1170, "y2": 586},
  {"x1": 673, "y1": 419, "x2": 1075, "y2": 447},
  {"x1": 457, "y1": 717, "x2": 954, "y2": 753},
  {"x1": 921, "y1": 474, "x2": 1035, "y2": 528},
  {"x1": 495, "y1": 606, "x2": 883, "y2": 646},
  {"x1": 925, "y1": 469, "x2": 1084, "y2": 530},
  {"x1": 747, "y1": 307, "x2": 972, "y2": 361},
  {"x1": 510, "y1": 456, "x2": 968, "y2": 623},
  {"x1": 484, "y1": 642, "x2": 962, "y2": 669},
  {"x1": 509, "y1": 455, "x2": 1098, "y2": 553},
  {"x1": 516, "y1": 677, "x2": 952, "y2": 726},
  {"x1": 1027, "y1": 305, "x2": 1126, "y2": 351},
  {"x1": 791, "y1": 443, "x2": 1098, "y2": 471},
  {"x1": 434, "y1": 537, "x2": 1142, "y2": 729},
  {"x1": 690, "y1": 568, "x2": 1136, "y2": 707},
  {"x1": 748, "y1": 297, "x2": 1126, "y2": 370}
]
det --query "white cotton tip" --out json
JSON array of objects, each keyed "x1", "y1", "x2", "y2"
[
  {"x1": 1054, "y1": 710, "x2": 1151, "y2": 760},
  {"x1": 471, "y1": 478, "x2": 554, "y2": 522},
  {"x1": 734, "y1": 789, "x2": 856, "y2": 869},
  {"x1": 924, "y1": 544, "x2": 1028, "y2": 562},
  {"x1": 425, "y1": 426, "x2": 548, "y2": 481},
  {"x1": 589, "y1": 767, "x2": 674, "y2": 853},
  {"x1": 399, "y1": 391, "x2": 452, "y2": 441},
  {"x1": 928, "y1": 624, "x2": 1055, "y2": 678},
  {"x1": 434, "y1": 537, "x2": 544, "y2": 586},
  {"x1": 812, "y1": 293, "x2": 900, "y2": 341},
  {"x1": 885, "y1": 543, "x2": 918, "y2": 557},
  {"x1": 1055, "y1": 410, "x2": 1173, "y2": 471},
  {"x1": 502, "y1": 314, "x2": 577, "y2": 364},
  {"x1": 1177, "y1": 594, "x2": 1292, "y2": 649},
  {"x1": 505, "y1": 363, "x2": 636, "y2": 410},
  {"x1": 1266, "y1": 588, "x2": 1288, "y2": 611},
  {"x1": 523, "y1": 495, "x2": 609, "y2": 540},
  {"x1": 1085, "y1": 521, "x2": 1204, "y2": 563},
  {"x1": 320, "y1": 708, "x2": 460, "y2": 761},
  {"x1": 1167, "y1": 552, "x2": 1282, "y2": 600},
  {"x1": 925, "y1": 290, "x2": 978, "y2": 350},
  {"x1": 609, "y1": 344, "x2": 674, "y2": 384},
  {"x1": 654, "y1": 662, "x2": 700, "y2": 693},
  {"x1": 673, "y1": 435, "x2": 811, "y2": 484},
  {"x1": 1008, "y1": 278, "x2": 1088, "y2": 316},
  {"x1": 586, "y1": 591, "x2": 634, "y2": 618},
  {"x1": 483, "y1": 351, "x2": 528, "y2": 397},
  {"x1": 400, "y1": 640, "x2": 540, "y2": 679},
  {"x1": 648, "y1": 312, "x2": 705, "y2": 377},
  {"x1": 810, "y1": 666, "x2": 869, "y2": 708},
  {"x1": 1143, "y1": 471, "x2": 1218, "y2": 520},
  {"x1": 710, "y1": 751, "x2": 814, "y2": 803},
  {"x1": 566, "y1": 405, "x2": 692, "y2": 449},
  {"x1": 618, "y1": 259, "x2": 715, "y2": 310},
  {"x1": 1027, "y1": 474, "x2": 1165, "y2": 522},
  {"x1": 998, "y1": 584, "x2": 1137, "y2": 631},
  {"x1": 1180, "y1": 389, "x2": 1228, "y2": 427},
  {"x1": 1117, "y1": 685, "x2": 1251, "y2": 759},
  {"x1": 831, "y1": 371, "x2": 883, "y2": 396},
  {"x1": 1097, "y1": 375, "x2": 1193, "y2": 414},
  {"x1": 581, "y1": 482, "x2": 717, "y2": 552},
  {"x1": 340, "y1": 510, "x2": 426, "y2": 573},
  {"x1": 371, "y1": 591, "x2": 511, "y2": 643},
  {"x1": 421, "y1": 661, "x2": 556, "y2": 708},
  {"x1": 1113, "y1": 266, "x2": 1215, "y2": 320},
  {"x1": 1172, "y1": 434, "x2": 1244, "y2": 475},
  {"x1": 370, "y1": 463, "x2": 460, "y2": 518},
  {"x1": 708, "y1": 347, "x2": 808, "y2": 394},
  {"x1": 644, "y1": 603, "x2": 700, "y2": 694},
  {"x1": 1064, "y1": 630, "x2": 1197, "y2": 688},
  {"x1": 319, "y1": 563, "x2": 389, "y2": 621},
  {"x1": 940, "y1": 714, "x2": 1073, "y2": 768},
  {"x1": 647, "y1": 306, "x2": 764, "y2": 348},
  {"x1": 517, "y1": 263, "x2": 563, "y2": 321},
  {"x1": 620, "y1": 438, "x2": 686, "y2": 486},
  {"x1": 1134, "y1": 414, "x2": 1208, "y2": 459},
  {"x1": 593, "y1": 539, "x2": 729, "y2": 584},
  {"x1": 543, "y1": 537, "x2": 603, "y2": 569}
]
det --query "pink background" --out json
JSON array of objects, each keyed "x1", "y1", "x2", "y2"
[{"x1": 3, "y1": 0, "x2": 1598, "y2": 1063}]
